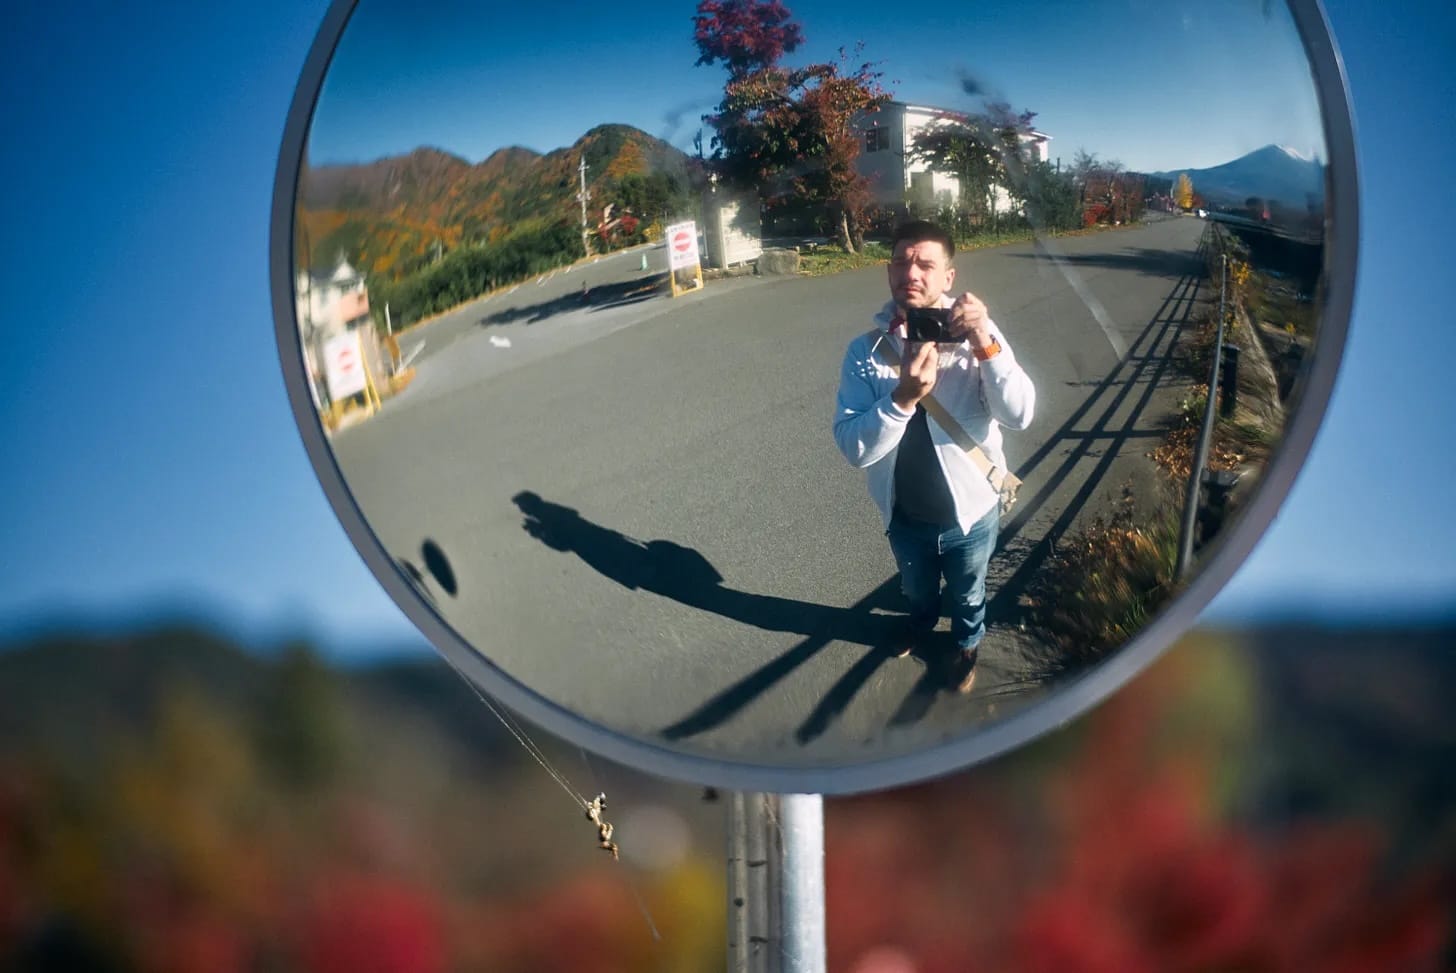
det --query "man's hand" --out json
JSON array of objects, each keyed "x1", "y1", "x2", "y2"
[
  {"x1": 949, "y1": 291, "x2": 997, "y2": 355},
  {"x1": 892, "y1": 341, "x2": 939, "y2": 410}
]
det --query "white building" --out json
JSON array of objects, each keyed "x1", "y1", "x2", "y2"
[
  {"x1": 295, "y1": 256, "x2": 371, "y2": 343},
  {"x1": 294, "y1": 256, "x2": 378, "y2": 413},
  {"x1": 854, "y1": 101, "x2": 1050, "y2": 215}
]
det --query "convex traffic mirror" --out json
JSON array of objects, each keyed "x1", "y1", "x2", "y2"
[{"x1": 271, "y1": 0, "x2": 1356, "y2": 793}]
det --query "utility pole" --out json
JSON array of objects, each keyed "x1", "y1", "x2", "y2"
[{"x1": 578, "y1": 156, "x2": 591, "y2": 258}]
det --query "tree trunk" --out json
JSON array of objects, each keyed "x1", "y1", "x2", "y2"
[{"x1": 838, "y1": 209, "x2": 856, "y2": 254}]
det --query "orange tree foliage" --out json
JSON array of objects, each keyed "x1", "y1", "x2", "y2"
[
  {"x1": 298, "y1": 208, "x2": 453, "y2": 281},
  {"x1": 1176, "y1": 172, "x2": 1195, "y2": 211},
  {"x1": 367, "y1": 219, "x2": 581, "y2": 327},
  {"x1": 604, "y1": 139, "x2": 646, "y2": 182},
  {"x1": 1080, "y1": 168, "x2": 1146, "y2": 224}
]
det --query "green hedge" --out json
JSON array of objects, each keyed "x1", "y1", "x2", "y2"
[{"x1": 369, "y1": 220, "x2": 582, "y2": 328}]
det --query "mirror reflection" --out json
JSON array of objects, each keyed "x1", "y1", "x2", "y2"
[{"x1": 291, "y1": 0, "x2": 1330, "y2": 766}]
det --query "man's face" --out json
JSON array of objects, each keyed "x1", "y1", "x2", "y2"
[{"x1": 888, "y1": 239, "x2": 956, "y2": 309}]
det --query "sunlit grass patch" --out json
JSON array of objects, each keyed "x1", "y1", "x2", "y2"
[
  {"x1": 797, "y1": 241, "x2": 891, "y2": 276},
  {"x1": 1023, "y1": 495, "x2": 1182, "y2": 667},
  {"x1": 954, "y1": 227, "x2": 1039, "y2": 251}
]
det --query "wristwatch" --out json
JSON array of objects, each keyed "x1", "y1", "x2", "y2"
[{"x1": 972, "y1": 338, "x2": 1001, "y2": 361}]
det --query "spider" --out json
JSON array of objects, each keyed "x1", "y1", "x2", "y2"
[{"x1": 584, "y1": 793, "x2": 619, "y2": 860}]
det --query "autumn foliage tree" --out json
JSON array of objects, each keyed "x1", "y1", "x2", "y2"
[
  {"x1": 1069, "y1": 150, "x2": 1148, "y2": 226},
  {"x1": 782, "y1": 52, "x2": 889, "y2": 251},
  {"x1": 694, "y1": 0, "x2": 889, "y2": 252},
  {"x1": 1176, "y1": 172, "x2": 1195, "y2": 211},
  {"x1": 692, "y1": 0, "x2": 802, "y2": 76}
]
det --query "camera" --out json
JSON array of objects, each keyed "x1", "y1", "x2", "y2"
[{"x1": 904, "y1": 306, "x2": 955, "y2": 344}]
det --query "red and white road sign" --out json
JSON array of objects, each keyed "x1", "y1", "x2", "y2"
[
  {"x1": 666, "y1": 220, "x2": 700, "y2": 271},
  {"x1": 323, "y1": 331, "x2": 368, "y2": 400}
]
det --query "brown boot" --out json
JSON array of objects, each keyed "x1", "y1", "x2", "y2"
[{"x1": 954, "y1": 649, "x2": 979, "y2": 694}]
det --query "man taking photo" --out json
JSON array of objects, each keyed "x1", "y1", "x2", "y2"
[{"x1": 833, "y1": 220, "x2": 1035, "y2": 693}]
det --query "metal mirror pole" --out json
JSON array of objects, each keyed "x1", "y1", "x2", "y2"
[{"x1": 727, "y1": 792, "x2": 826, "y2": 973}]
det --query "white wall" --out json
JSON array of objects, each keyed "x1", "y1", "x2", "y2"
[
  {"x1": 295, "y1": 259, "x2": 370, "y2": 340},
  {"x1": 853, "y1": 102, "x2": 1051, "y2": 215}
]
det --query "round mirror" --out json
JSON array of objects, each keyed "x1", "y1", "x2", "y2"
[{"x1": 271, "y1": 0, "x2": 1355, "y2": 792}]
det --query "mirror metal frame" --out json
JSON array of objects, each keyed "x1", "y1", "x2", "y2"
[{"x1": 270, "y1": 0, "x2": 1359, "y2": 794}]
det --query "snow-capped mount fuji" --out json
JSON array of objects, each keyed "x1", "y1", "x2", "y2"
[{"x1": 1153, "y1": 144, "x2": 1324, "y2": 208}]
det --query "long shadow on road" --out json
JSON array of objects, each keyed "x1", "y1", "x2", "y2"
[
  {"x1": 512, "y1": 491, "x2": 956, "y2": 745},
  {"x1": 1010, "y1": 246, "x2": 1206, "y2": 280},
  {"x1": 480, "y1": 273, "x2": 668, "y2": 327}
]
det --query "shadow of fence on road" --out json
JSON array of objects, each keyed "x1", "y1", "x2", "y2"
[{"x1": 984, "y1": 243, "x2": 1208, "y2": 671}]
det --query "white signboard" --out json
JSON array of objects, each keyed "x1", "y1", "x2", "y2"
[
  {"x1": 323, "y1": 331, "x2": 368, "y2": 401},
  {"x1": 704, "y1": 190, "x2": 763, "y2": 268},
  {"x1": 666, "y1": 220, "x2": 700, "y2": 272}
]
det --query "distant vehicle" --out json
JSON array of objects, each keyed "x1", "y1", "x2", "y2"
[{"x1": 1197, "y1": 208, "x2": 1208, "y2": 218}]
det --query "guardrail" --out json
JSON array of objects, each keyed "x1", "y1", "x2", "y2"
[
  {"x1": 1203, "y1": 210, "x2": 1322, "y2": 246},
  {"x1": 1176, "y1": 250, "x2": 1235, "y2": 580}
]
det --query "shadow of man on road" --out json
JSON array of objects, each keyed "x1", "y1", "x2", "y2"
[{"x1": 512, "y1": 490, "x2": 910, "y2": 742}]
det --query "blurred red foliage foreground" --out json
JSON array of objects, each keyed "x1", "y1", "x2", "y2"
[
  {"x1": 0, "y1": 623, "x2": 1453, "y2": 971},
  {"x1": 826, "y1": 630, "x2": 1454, "y2": 973}
]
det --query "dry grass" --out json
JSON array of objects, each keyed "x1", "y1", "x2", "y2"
[
  {"x1": 1022, "y1": 493, "x2": 1182, "y2": 667},
  {"x1": 1150, "y1": 385, "x2": 1265, "y2": 482},
  {"x1": 1014, "y1": 221, "x2": 1294, "y2": 668}
]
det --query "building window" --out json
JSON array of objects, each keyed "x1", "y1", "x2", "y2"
[{"x1": 865, "y1": 127, "x2": 890, "y2": 153}]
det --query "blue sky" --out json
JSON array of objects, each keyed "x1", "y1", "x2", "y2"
[
  {"x1": 309, "y1": 0, "x2": 1323, "y2": 172},
  {"x1": 2, "y1": 0, "x2": 1454, "y2": 660}
]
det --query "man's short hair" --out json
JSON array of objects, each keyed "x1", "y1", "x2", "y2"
[{"x1": 891, "y1": 220, "x2": 955, "y2": 260}]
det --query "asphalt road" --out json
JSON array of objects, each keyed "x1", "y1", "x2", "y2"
[{"x1": 329, "y1": 216, "x2": 1210, "y2": 769}]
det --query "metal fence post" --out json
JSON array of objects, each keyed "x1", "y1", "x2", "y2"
[
  {"x1": 727, "y1": 792, "x2": 825, "y2": 973},
  {"x1": 1220, "y1": 343, "x2": 1241, "y2": 417},
  {"x1": 1177, "y1": 253, "x2": 1229, "y2": 579},
  {"x1": 778, "y1": 794, "x2": 826, "y2": 973}
]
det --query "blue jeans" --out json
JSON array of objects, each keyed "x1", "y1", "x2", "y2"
[{"x1": 886, "y1": 505, "x2": 1000, "y2": 652}]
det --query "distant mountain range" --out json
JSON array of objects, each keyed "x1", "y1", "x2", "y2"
[
  {"x1": 298, "y1": 124, "x2": 693, "y2": 280},
  {"x1": 298, "y1": 135, "x2": 1325, "y2": 281},
  {"x1": 1151, "y1": 144, "x2": 1325, "y2": 208}
]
